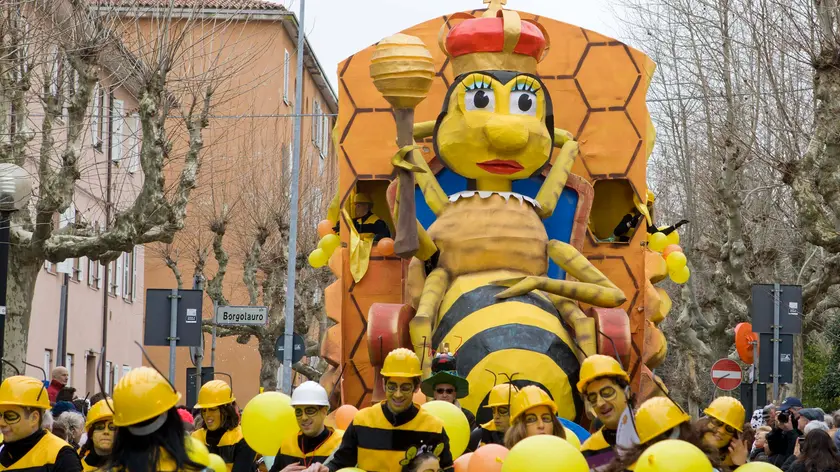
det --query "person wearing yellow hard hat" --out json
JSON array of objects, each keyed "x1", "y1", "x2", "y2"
[
  {"x1": 633, "y1": 439, "x2": 714, "y2": 472},
  {"x1": 270, "y1": 381, "x2": 342, "y2": 472},
  {"x1": 349, "y1": 193, "x2": 390, "y2": 243},
  {"x1": 108, "y1": 367, "x2": 210, "y2": 471},
  {"x1": 192, "y1": 380, "x2": 257, "y2": 472},
  {"x1": 466, "y1": 383, "x2": 518, "y2": 452},
  {"x1": 611, "y1": 189, "x2": 689, "y2": 242},
  {"x1": 577, "y1": 355, "x2": 632, "y2": 471},
  {"x1": 700, "y1": 396, "x2": 748, "y2": 469},
  {"x1": 79, "y1": 398, "x2": 116, "y2": 471},
  {"x1": 604, "y1": 397, "x2": 717, "y2": 472},
  {"x1": 503, "y1": 385, "x2": 566, "y2": 449},
  {"x1": 313, "y1": 348, "x2": 452, "y2": 472},
  {"x1": 0, "y1": 375, "x2": 82, "y2": 471}
]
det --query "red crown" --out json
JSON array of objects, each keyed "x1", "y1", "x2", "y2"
[{"x1": 445, "y1": 15, "x2": 546, "y2": 61}]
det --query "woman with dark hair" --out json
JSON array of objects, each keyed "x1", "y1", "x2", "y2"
[
  {"x1": 79, "y1": 399, "x2": 115, "y2": 471},
  {"x1": 503, "y1": 385, "x2": 566, "y2": 449},
  {"x1": 108, "y1": 367, "x2": 211, "y2": 471},
  {"x1": 192, "y1": 380, "x2": 257, "y2": 472},
  {"x1": 699, "y1": 397, "x2": 748, "y2": 470},
  {"x1": 400, "y1": 444, "x2": 444, "y2": 472},
  {"x1": 605, "y1": 397, "x2": 718, "y2": 472},
  {"x1": 787, "y1": 429, "x2": 840, "y2": 472}
]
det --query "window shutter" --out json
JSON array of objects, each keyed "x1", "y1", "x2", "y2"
[
  {"x1": 128, "y1": 113, "x2": 140, "y2": 173},
  {"x1": 132, "y1": 248, "x2": 138, "y2": 302},
  {"x1": 78, "y1": 256, "x2": 86, "y2": 282},
  {"x1": 88, "y1": 256, "x2": 95, "y2": 286},
  {"x1": 115, "y1": 254, "x2": 123, "y2": 297},
  {"x1": 283, "y1": 50, "x2": 290, "y2": 103},
  {"x1": 112, "y1": 99, "x2": 124, "y2": 163},
  {"x1": 123, "y1": 251, "x2": 130, "y2": 299},
  {"x1": 91, "y1": 84, "x2": 100, "y2": 146},
  {"x1": 311, "y1": 100, "x2": 319, "y2": 145}
]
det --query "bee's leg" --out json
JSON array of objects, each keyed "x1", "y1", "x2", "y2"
[
  {"x1": 548, "y1": 294, "x2": 597, "y2": 361},
  {"x1": 409, "y1": 268, "x2": 450, "y2": 371},
  {"x1": 535, "y1": 131, "x2": 577, "y2": 219}
]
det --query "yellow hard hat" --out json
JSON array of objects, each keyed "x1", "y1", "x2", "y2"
[
  {"x1": 194, "y1": 380, "x2": 235, "y2": 409},
  {"x1": 186, "y1": 436, "x2": 211, "y2": 468},
  {"x1": 0, "y1": 376, "x2": 50, "y2": 410},
  {"x1": 85, "y1": 399, "x2": 115, "y2": 430},
  {"x1": 112, "y1": 367, "x2": 181, "y2": 427},
  {"x1": 355, "y1": 193, "x2": 373, "y2": 204},
  {"x1": 635, "y1": 439, "x2": 712, "y2": 472},
  {"x1": 510, "y1": 385, "x2": 557, "y2": 423},
  {"x1": 208, "y1": 453, "x2": 227, "y2": 472},
  {"x1": 380, "y1": 348, "x2": 422, "y2": 378},
  {"x1": 486, "y1": 384, "x2": 519, "y2": 408},
  {"x1": 635, "y1": 397, "x2": 690, "y2": 444},
  {"x1": 704, "y1": 396, "x2": 745, "y2": 432},
  {"x1": 576, "y1": 355, "x2": 630, "y2": 393}
]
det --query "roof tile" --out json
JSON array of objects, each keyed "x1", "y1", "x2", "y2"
[{"x1": 89, "y1": 0, "x2": 286, "y2": 10}]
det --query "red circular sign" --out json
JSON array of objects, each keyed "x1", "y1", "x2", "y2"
[{"x1": 710, "y1": 359, "x2": 742, "y2": 391}]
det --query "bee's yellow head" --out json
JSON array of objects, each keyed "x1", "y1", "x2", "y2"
[{"x1": 434, "y1": 71, "x2": 554, "y2": 182}]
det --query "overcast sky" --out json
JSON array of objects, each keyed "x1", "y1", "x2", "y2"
[{"x1": 271, "y1": 0, "x2": 625, "y2": 92}]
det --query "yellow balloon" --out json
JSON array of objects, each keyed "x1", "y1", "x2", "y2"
[
  {"x1": 337, "y1": 469, "x2": 367, "y2": 472},
  {"x1": 666, "y1": 252, "x2": 687, "y2": 273},
  {"x1": 735, "y1": 463, "x2": 783, "y2": 471},
  {"x1": 666, "y1": 230, "x2": 680, "y2": 246},
  {"x1": 421, "y1": 400, "x2": 470, "y2": 459},
  {"x1": 562, "y1": 426, "x2": 580, "y2": 449},
  {"x1": 308, "y1": 248, "x2": 328, "y2": 268},
  {"x1": 670, "y1": 266, "x2": 691, "y2": 285},
  {"x1": 648, "y1": 232, "x2": 668, "y2": 252},
  {"x1": 241, "y1": 392, "x2": 299, "y2": 456},
  {"x1": 319, "y1": 234, "x2": 341, "y2": 254},
  {"x1": 208, "y1": 454, "x2": 227, "y2": 472},
  {"x1": 502, "y1": 435, "x2": 588, "y2": 472},
  {"x1": 185, "y1": 436, "x2": 211, "y2": 467}
]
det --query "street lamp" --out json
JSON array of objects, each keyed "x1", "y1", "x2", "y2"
[{"x1": 0, "y1": 163, "x2": 33, "y2": 380}]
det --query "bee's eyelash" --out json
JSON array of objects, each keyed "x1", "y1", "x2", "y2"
[{"x1": 465, "y1": 75, "x2": 493, "y2": 90}]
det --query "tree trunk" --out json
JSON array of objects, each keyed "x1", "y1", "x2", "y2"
[
  {"x1": 258, "y1": 336, "x2": 281, "y2": 391},
  {"x1": 4, "y1": 253, "x2": 41, "y2": 378}
]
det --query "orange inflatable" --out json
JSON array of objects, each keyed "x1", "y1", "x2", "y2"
[{"x1": 334, "y1": 404, "x2": 359, "y2": 431}]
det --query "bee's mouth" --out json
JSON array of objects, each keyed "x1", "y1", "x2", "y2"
[{"x1": 477, "y1": 160, "x2": 524, "y2": 175}]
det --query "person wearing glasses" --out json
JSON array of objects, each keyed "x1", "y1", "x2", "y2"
[
  {"x1": 79, "y1": 399, "x2": 115, "y2": 471},
  {"x1": 192, "y1": 380, "x2": 258, "y2": 472},
  {"x1": 420, "y1": 351, "x2": 475, "y2": 431},
  {"x1": 466, "y1": 383, "x2": 518, "y2": 452},
  {"x1": 503, "y1": 385, "x2": 566, "y2": 449},
  {"x1": 317, "y1": 348, "x2": 453, "y2": 472},
  {"x1": 0, "y1": 375, "x2": 82, "y2": 472},
  {"x1": 700, "y1": 396, "x2": 747, "y2": 469},
  {"x1": 270, "y1": 382, "x2": 341, "y2": 472},
  {"x1": 577, "y1": 355, "x2": 633, "y2": 471}
]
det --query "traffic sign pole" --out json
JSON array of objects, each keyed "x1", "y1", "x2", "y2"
[{"x1": 773, "y1": 283, "x2": 781, "y2": 400}]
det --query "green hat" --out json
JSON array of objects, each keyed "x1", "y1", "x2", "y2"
[{"x1": 420, "y1": 352, "x2": 469, "y2": 398}]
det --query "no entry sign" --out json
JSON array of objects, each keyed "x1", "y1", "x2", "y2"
[{"x1": 711, "y1": 359, "x2": 742, "y2": 391}]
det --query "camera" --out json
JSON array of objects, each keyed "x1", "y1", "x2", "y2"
[{"x1": 778, "y1": 411, "x2": 790, "y2": 424}]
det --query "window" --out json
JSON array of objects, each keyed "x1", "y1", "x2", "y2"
[
  {"x1": 311, "y1": 100, "x2": 320, "y2": 146},
  {"x1": 55, "y1": 204, "x2": 76, "y2": 275},
  {"x1": 104, "y1": 361, "x2": 112, "y2": 394},
  {"x1": 131, "y1": 248, "x2": 138, "y2": 302},
  {"x1": 122, "y1": 250, "x2": 132, "y2": 301},
  {"x1": 44, "y1": 260, "x2": 54, "y2": 273},
  {"x1": 283, "y1": 49, "x2": 290, "y2": 104},
  {"x1": 65, "y1": 354, "x2": 74, "y2": 386},
  {"x1": 321, "y1": 115, "x2": 330, "y2": 156},
  {"x1": 72, "y1": 257, "x2": 85, "y2": 283},
  {"x1": 90, "y1": 83, "x2": 100, "y2": 147},
  {"x1": 88, "y1": 254, "x2": 100, "y2": 289},
  {"x1": 127, "y1": 113, "x2": 140, "y2": 173},
  {"x1": 122, "y1": 365, "x2": 131, "y2": 377},
  {"x1": 43, "y1": 350, "x2": 53, "y2": 377},
  {"x1": 112, "y1": 99, "x2": 124, "y2": 163},
  {"x1": 110, "y1": 254, "x2": 122, "y2": 298}
]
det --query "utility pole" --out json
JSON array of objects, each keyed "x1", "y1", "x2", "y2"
[{"x1": 194, "y1": 275, "x2": 204, "y2": 398}]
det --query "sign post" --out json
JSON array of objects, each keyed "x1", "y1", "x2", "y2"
[
  {"x1": 751, "y1": 283, "x2": 801, "y2": 401},
  {"x1": 143, "y1": 289, "x2": 203, "y2": 385},
  {"x1": 711, "y1": 358, "x2": 742, "y2": 391}
]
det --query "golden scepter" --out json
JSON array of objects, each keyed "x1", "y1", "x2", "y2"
[{"x1": 370, "y1": 34, "x2": 435, "y2": 259}]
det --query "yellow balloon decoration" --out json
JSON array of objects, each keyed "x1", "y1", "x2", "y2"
[
  {"x1": 666, "y1": 230, "x2": 680, "y2": 246},
  {"x1": 666, "y1": 252, "x2": 687, "y2": 273},
  {"x1": 308, "y1": 248, "x2": 329, "y2": 268},
  {"x1": 208, "y1": 454, "x2": 227, "y2": 472},
  {"x1": 562, "y1": 426, "x2": 580, "y2": 449},
  {"x1": 670, "y1": 266, "x2": 691, "y2": 284},
  {"x1": 241, "y1": 392, "x2": 298, "y2": 456},
  {"x1": 648, "y1": 232, "x2": 668, "y2": 252},
  {"x1": 655, "y1": 287, "x2": 672, "y2": 322},
  {"x1": 421, "y1": 400, "x2": 470, "y2": 459},
  {"x1": 337, "y1": 469, "x2": 367, "y2": 472},
  {"x1": 734, "y1": 463, "x2": 783, "y2": 472},
  {"x1": 501, "y1": 435, "x2": 588, "y2": 472},
  {"x1": 319, "y1": 234, "x2": 341, "y2": 254}
]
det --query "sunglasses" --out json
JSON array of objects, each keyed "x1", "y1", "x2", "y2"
[
  {"x1": 493, "y1": 406, "x2": 510, "y2": 417},
  {"x1": 0, "y1": 411, "x2": 20, "y2": 424},
  {"x1": 524, "y1": 413, "x2": 554, "y2": 425},
  {"x1": 710, "y1": 418, "x2": 736, "y2": 435},
  {"x1": 586, "y1": 386, "x2": 617, "y2": 405},
  {"x1": 295, "y1": 407, "x2": 321, "y2": 417},
  {"x1": 386, "y1": 383, "x2": 415, "y2": 394},
  {"x1": 93, "y1": 422, "x2": 117, "y2": 432},
  {"x1": 435, "y1": 388, "x2": 454, "y2": 395}
]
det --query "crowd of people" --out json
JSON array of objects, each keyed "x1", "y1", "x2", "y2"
[{"x1": 0, "y1": 353, "x2": 838, "y2": 471}]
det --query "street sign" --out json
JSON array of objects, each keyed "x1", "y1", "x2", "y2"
[
  {"x1": 758, "y1": 333, "x2": 793, "y2": 384},
  {"x1": 751, "y1": 284, "x2": 802, "y2": 334},
  {"x1": 275, "y1": 333, "x2": 305, "y2": 364},
  {"x1": 711, "y1": 359, "x2": 742, "y2": 391},
  {"x1": 215, "y1": 306, "x2": 268, "y2": 326},
  {"x1": 143, "y1": 289, "x2": 203, "y2": 347}
]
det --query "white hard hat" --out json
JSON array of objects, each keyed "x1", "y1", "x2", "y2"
[{"x1": 290, "y1": 381, "x2": 330, "y2": 406}]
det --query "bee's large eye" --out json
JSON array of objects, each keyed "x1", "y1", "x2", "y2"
[
  {"x1": 510, "y1": 91, "x2": 537, "y2": 116},
  {"x1": 465, "y1": 89, "x2": 496, "y2": 112}
]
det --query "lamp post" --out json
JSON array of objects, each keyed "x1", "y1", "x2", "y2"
[{"x1": 0, "y1": 163, "x2": 33, "y2": 380}]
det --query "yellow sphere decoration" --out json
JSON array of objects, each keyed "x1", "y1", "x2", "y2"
[
  {"x1": 421, "y1": 400, "x2": 470, "y2": 459},
  {"x1": 655, "y1": 287, "x2": 672, "y2": 323},
  {"x1": 208, "y1": 454, "x2": 227, "y2": 472},
  {"x1": 241, "y1": 392, "x2": 298, "y2": 456},
  {"x1": 666, "y1": 252, "x2": 687, "y2": 273},
  {"x1": 734, "y1": 463, "x2": 783, "y2": 472},
  {"x1": 666, "y1": 230, "x2": 680, "y2": 246},
  {"x1": 308, "y1": 248, "x2": 328, "y2": 268},
  {"x1": 670, "y1": 266, "x2": 691, "y2": 285},
  {"x1": 337, "y1": 469, "x2": 367, "y2": 472},
  {"x1": 648, "y1": 232, "x2": 668, "y2": 252},
  {"x1": 562, "y1": 426, "x2": 580, "y2": 449},
  {"x1": 319, "y1": 234, "x2": 341, "y2": 254},
  {"x1": 502, "y1": 434, "x2": 588, "y2": 472}
]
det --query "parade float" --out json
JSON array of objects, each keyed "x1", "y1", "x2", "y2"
[{"x1": 310, "y1": 0, "x2": 687, "y2": 425}]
